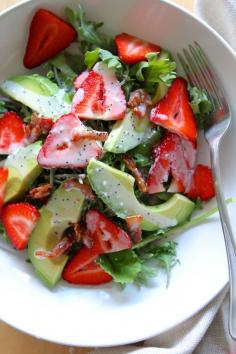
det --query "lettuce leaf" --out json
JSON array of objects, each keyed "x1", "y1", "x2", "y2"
[
  {"x1": 66, "y1": 5, "x2": 114, "y2": 53},
  {"x1": 130, "y1": 50, "x2": 177, "y2": 94},
  {"x1": 84, "y1": 48, "x2": 123, "y2": 75},
  {"x1": 189, "y1": 86, "x2": 212, "y2": 129},
  {"x1": 97, "y1": 250, "x2": 141, "y2": 284}
]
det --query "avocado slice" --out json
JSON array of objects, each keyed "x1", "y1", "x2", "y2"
[
  {"x1": 104, "y1": 110, "x2": 152, "y2": 153},
  {"x1": 2, "y1": 142, "x2": 42, "y2": 202},
  {"x1": 28, "y1": 182, "x2": 85, "y2": 288},
  {"x1": 87, "y1": 159, "x2": 195, "y2": 231},
  {"x1": 0, "y1": 75, "x2": 71, "y2": 119}
]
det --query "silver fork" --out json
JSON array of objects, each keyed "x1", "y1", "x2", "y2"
[{"x1": 178, "y1": 42, "x2": 236, "y2": 340}]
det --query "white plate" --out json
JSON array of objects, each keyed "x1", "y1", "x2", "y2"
[{"x1": 0, "y1": 0, "x2": 236, "y2": 347}]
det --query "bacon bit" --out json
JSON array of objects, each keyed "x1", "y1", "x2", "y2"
[
  {"x1": 35, "y1": 235, "x2": 73, "y2": 259},
  {"x1": 128, "y1": 89, "x2": 152, "y2": 118},
  {"x1": 68, "y1": 222, "x2": 83, "y2": 242},
  {"x1": 72, "y1": 130, "x2": 108, "y2": 142},
  {"x1": 64, "y1": 178, "x2": 96, "y2": 200},
  {"x1": 125, "y1": 215, "x2": 143, "y2": 243},
  {"x1": 25, "y1": 113, "x2": 53, "y2": 143},
  {"x1": 123, "y1": 155, "x2": 147, "y2": 193},
  {"x1": 28, "y1": 183, "x2": 52, "y2": 199}
]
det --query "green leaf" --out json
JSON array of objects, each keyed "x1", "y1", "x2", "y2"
[
  {"x1": 130, "y1": 61, "x2": 149, "y2": 81},
  {"x1": 97, "y1": 249, "x2": 141, "y2": 284},
  {"x1": 137, "y1": 241, "x2": 178, "y2": 286},
  {"x1": 130, "y1": 50, "x2": 176, "y2": 94},
  {"x1": 66, "y1": 5, "x2": 114, "y2": 53},
  {"x1": 0, "y1": 223, "x2": 10, "y2": 243},
  {"x1": 189, "y1": 85, "x2": 213, "y2": 129},
  {"x1": 84, "y1": 48, "x2": 100, "y2": 69},
  {"x1": 85, "y1": 48, "x2": 123, "y2": 75},
  {"x1": 49, "y1": 54, "x2": 77, "y2": 78}
]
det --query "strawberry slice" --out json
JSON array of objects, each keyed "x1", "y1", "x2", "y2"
[
  {"x1": 0, "y1": 168, "x2": 8, "y2": 214},
  {"x1": 37, "y1": 113, "x2": 103, "y2": 169},
  {"x1": 186, "y1": 164, "x2": 215, "y2": 201},
  {"x1": 72, "y1": 62, "x2": 126, "y2": 120},
  {"x1": 0, "y1": 112, "x2": 25, "y2": 154},
  {"x1": 150, "y1": 78, "x2": 197, "y2": 142},
  {"x1": 115, "y1": 32, "x2": 161, "y2": 64},
  {"x1": 63, "y1": 260, "x2": 112, "y2": 285},
  {"x1": 74, "y1": 71, "x2": 89, "y2": 90},
  {"x1": 2, "y1": 202, "x2": 40, "y2": 250},
  {"x1": 62, "y1": 209, "x2": 132, "y2": 285},
  {"x1": 147, "y1": 133, "x2": 196, "y2": 194},
  {"x1": 23, "y1": 9, "x2": 77, "y2": 69},
  {"x1": 86, "y1": 209, "x2": 132, "y2": 253}
]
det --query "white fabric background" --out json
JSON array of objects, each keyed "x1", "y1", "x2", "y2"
[{"x1": 88, "y1": 1, "x2": 236, "y2": 353}]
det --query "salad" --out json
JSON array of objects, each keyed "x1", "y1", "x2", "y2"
[{"x1": 0, "y1": 4, "x2": 217, "y2": 289}]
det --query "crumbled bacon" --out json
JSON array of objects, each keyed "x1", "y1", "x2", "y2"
[
  {"x1": 123, "y1": 155, "x2": 147, "y2": 193},
  {"x1": 25, "y1": 113, "x2": 53, "y2": 143},
  {"x1": 125, "y1": 215, "x2": 143, "y2": 243},
  {"x1": 64, "y1": 178, "x2": 96, "y2": 200},
  {"x1": 72, "y1": 130, "x2": 108, "y2": 142},
  {"x1": 35, "y1": 235, "x2": 74, "y2": 259},
  {"x1": 28, "y1": 183, "x2": 52, "y2": 199},
  {"x1": 128, "y1": 89, "x2": 152, "y2": 118}
]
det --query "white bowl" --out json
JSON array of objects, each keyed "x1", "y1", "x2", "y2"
[{"x1": 0, "y1": 0, "x2": 236, "y2": 347}]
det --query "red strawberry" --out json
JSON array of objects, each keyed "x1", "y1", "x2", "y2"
[
  {"x1": 24, "y1": 9, "x2": 77, "y2": 69},
  {"x1": 150, "y1": 78, "x2": 197, "y2": 142},
  {"x1": 63, "y1": 260, "x2": 112, "y2": 285},
  {"x1": 2, "y1": 202, "x2": 40, "y2": 250},
  {"x1": 86, "y1": 209, "x2": 132, "y2": 253},
  {"x1": 37, "y1": 114, "x2": 103, "y2": 169},
  {"x1": 115, "y1": 33, "x2": 161, "y2": 64},
  {"x1": 147, "y1": 133, "x2": 196, "y2": 194},
  {"x1": 0, "y1": 112, "x2": 25, "y2": 154},
  {"x1": 0, "y1": 168, "x2": 8, "y2": 214},
  {"x1": 72, "y1": 62, "x2": 126, "y2": 120},
  {"x1": 186, "y1": 164, "x2": 215, "y2": 201},
  {"x1": 62, "y1": 209, "x2": 132, "y2": 285}
]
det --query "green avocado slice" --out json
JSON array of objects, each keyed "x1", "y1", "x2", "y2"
[
  {"x1": 28, "y1": 182, "x2": 85, "y2": 288},
  {"x1": 3, "y1": 142, "x2": 42, "y2": 202},
  {"x1": 104, "y1": 110, "x2": 152, "y2": 153},
  {"x1": 0, "y1": 75, "x2": 71, "y2": 119},
  {"x1": 87, "y1": 159, "x2": 195, "y2": 231}
]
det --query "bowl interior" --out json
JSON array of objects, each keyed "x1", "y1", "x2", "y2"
[{"x1": 0, "y1": 0, "x2": 235, "y2": 347}]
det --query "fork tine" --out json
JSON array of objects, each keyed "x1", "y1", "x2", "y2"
[
  {"x1": 189, "y1": 43, "x2": 222, "y2": 108},
  {"x1": 179, "y1": 48, "x2": 216, "y2": 110},
  {"x1": 177, "y1": 53, "x2": 198, "y2": 87}
]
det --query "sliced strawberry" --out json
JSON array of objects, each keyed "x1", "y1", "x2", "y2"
[
  {"x1": 115, "y1": 33, "x2": 161, "y2": 64},
  {"x1": 23, "y1": 9, "x2": 77, "y2": 69},
  {"x1": 37, "y1": 113, "x2": 102, "y2": 169},
  {"x1": 2, "y1": 202, "x2": 40, "y2": 250},
  {"x1": 186, "y1": 164, "x2": 215, "y2": 201},
  {"x1": 74, "y1": 71, "x2": 89, "y2": 90},
  {"x1": 63, "y1": 260, "x2": 112, "y2": 285},
  {"x1": 0, "y1": 168, "x2": 8, "y2": 214},
  {"x1": 72, "y1": 62, "x2": 126, "y2": 120},
  {"x1": 0, "y1": 112, "x2": 25, "y2": 154},
  {"x1": 86, "y1": 209, "x2": 132, "y2": 253},
  {"x1": 146, "y1": 133, "x2": 196, "y2": 194},
  {"x1": 150, "y1": 78, "x2": 197, "y2": 142},
  {"x1": 63, "y1": 210, "x2": 131, "y2": 285}
]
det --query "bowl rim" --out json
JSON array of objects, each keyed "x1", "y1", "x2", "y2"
[{"x1": 0, "y1": 0, "x2": 235, "y2": 347}]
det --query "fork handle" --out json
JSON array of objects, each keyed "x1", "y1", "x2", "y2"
[{"x1": 209, "y1": 142, "x2": 236, "y2": 340}]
